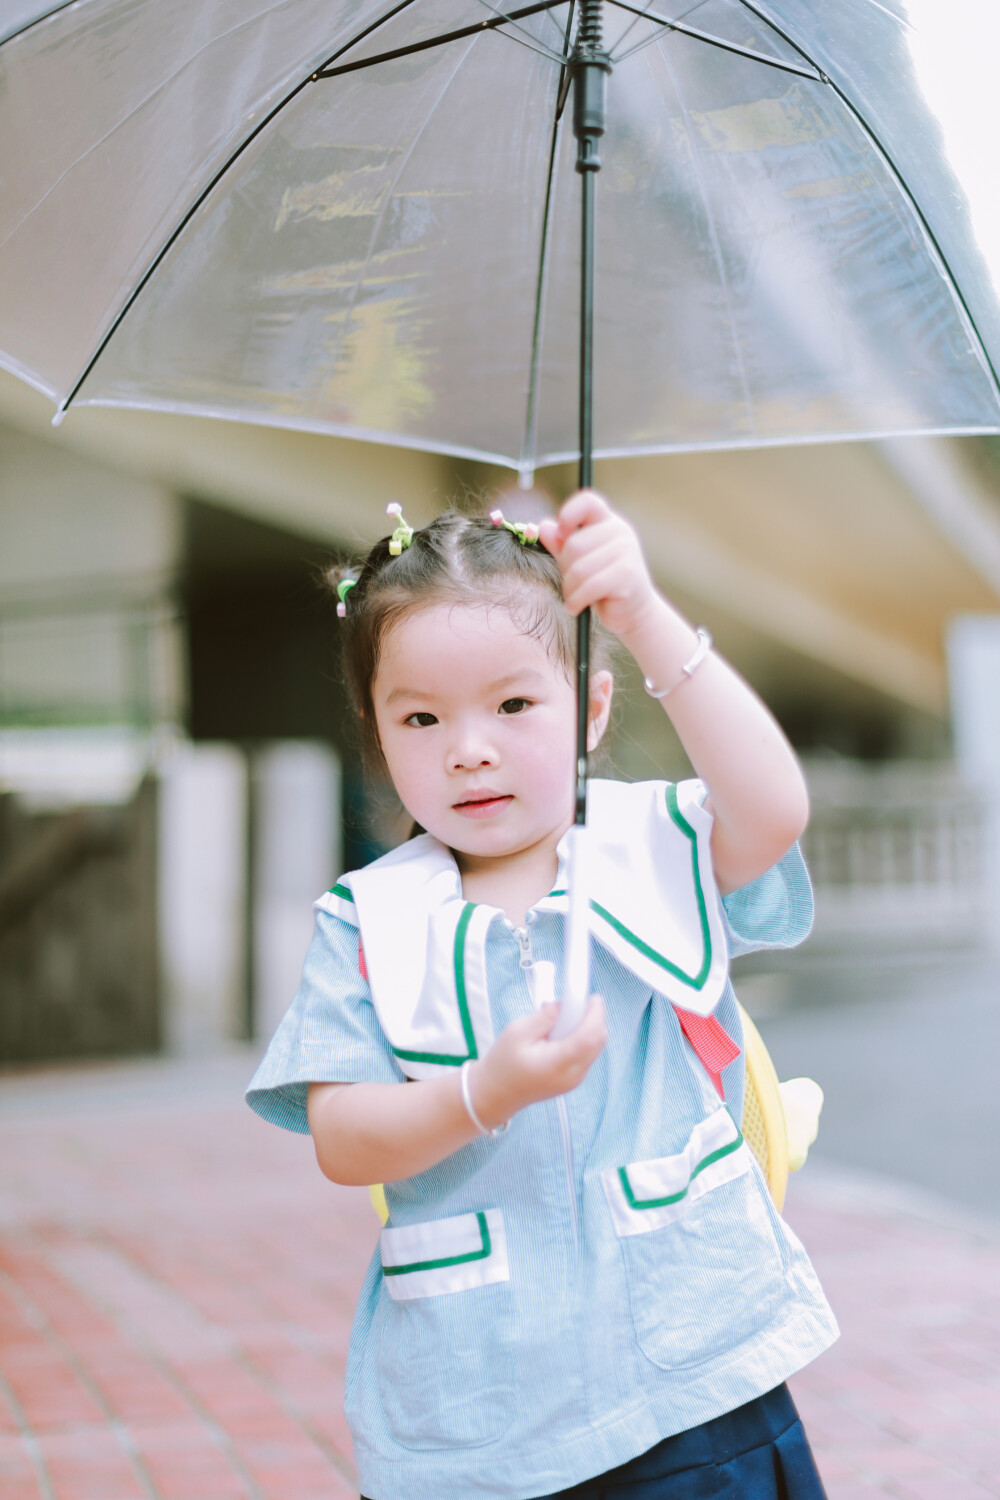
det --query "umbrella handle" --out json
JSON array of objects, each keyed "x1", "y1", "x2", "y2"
[{"x1": 550, "y1": 823, "x2": 590, "y2": 1038}]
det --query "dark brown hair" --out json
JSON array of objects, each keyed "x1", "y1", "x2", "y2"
[{"x1": 329, "y1": 509, "x2": 613, "y2": 769}]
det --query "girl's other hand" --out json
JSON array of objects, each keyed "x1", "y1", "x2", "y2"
[
  {"x1": 469, "y1": 995, "x2": 607, "y2": 1127},
  {"x1": 538, "y1": 491, "x2": 657, "y2": 641}
]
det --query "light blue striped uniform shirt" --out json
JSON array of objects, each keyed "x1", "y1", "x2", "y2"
[{"x1": 248, "y1": 838, "x2": 837, "y2": 1500}]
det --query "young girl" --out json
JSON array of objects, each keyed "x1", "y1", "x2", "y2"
[{"x1": 247, "y1": 491, "x2": 837, "y2": 1500}]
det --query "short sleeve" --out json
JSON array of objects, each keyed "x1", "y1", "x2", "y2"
[
  {"x1": 246, "y1": 908, "x2": 405, "y2": 1134},
  {"x1": 721, "y1": 842, "x2": 814, "y2": 959}
]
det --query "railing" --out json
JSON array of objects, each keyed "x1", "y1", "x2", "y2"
[
  {"x1": 0, "y1": 588, "x2": 182, "y2": 730},
  {"x1": 801, "y1": 759, "x2": 986, "y2": 948}
]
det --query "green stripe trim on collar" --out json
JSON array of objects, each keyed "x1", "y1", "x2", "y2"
[
  {"x1": 391, "y1": 901, "x2": 479, "y2": 1068},
  {"x1": 328, "y1": 882, "x2": 354, "y2": 900},
  {"x1": 618, "y1": 1129, "x2": 744, "y2": 1211},
  {"x1": 382, "y1": 1212, "x2": 492, "y2": 1276},
  {"x1": 667, "y1": 782, "x2": 713, "y2": 984},
  {"x1": 542, "y1": 786, "x2": 713, "y2": 989},
  {"x1": 588, "y1": 784, "x2": 712, "y2": 989},
  {"x1": 453, "y1": 902, "x2": 478, "y2": 1057}
]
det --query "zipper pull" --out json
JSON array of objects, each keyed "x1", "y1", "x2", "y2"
[{"x1": 514, "y1": 926, "x2": 534, "y2": 969}]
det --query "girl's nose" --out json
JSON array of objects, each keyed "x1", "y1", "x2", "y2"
[{"x1": 449, "y1": 723, "x2": 497, "y2": 771}]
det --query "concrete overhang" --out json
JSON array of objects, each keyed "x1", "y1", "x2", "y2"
[{"x1": 4, "y1": 369, "x2": 1000, "y2": 717}]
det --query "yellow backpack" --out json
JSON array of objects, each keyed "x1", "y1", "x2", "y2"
[{"x1": 737, "y1": 1002, "x2": 823, "y2": 1211}]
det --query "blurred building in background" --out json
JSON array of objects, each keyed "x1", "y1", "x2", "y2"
[{"x1": 2, "y1": 366, "x2": 1000, "y2": 1065}]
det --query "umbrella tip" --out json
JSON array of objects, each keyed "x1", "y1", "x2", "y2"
[
  {"x1": 51, "y1": 406, "x2": 66, "y2": 428},
  {"x1": 517, "y1": 465, "x2": 534, "y2": 491}
]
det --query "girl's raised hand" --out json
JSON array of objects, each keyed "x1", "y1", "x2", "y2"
[
  {"x1": 468, "y1": 995, "x2": 607, "y2": 1127},
  {"x1": 538, "y1": 491, "x2": 657, "y2": 642}
]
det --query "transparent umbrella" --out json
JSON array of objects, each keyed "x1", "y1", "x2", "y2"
[{"x1": 4, "y1": 0, "x2": 1000, "y2": 1023}]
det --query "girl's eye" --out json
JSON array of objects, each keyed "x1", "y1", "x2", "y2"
[
  {"x1": 404, "y1": 712, "x2": 438, "y2": 728},
  {"x1": 498, "y1": 698, "x2": 530, "y2": 716}
]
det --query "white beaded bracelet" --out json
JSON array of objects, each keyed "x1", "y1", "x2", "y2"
[
  {"x1": 643, "y1": 627, "x2": 713, "y2": 700},
  {"x1": 460, "y1": 1060, "x2": 508, "y2": 1138}
]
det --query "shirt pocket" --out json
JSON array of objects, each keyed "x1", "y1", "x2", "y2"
[
  {"x1": 376, "y1": 1209, "x2": 515, "y2": 1450},
  {"x1": 601, "y1": 1110, "x2": 788, "y2": 1370}
]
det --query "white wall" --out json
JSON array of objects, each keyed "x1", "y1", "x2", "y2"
[
  {"x1": 252, "y1": 742, "x2": 341, "y2": 1043},
  {"x1": 948, "y1": 614, "x2": 1000, "y2": 951},
  {"x1": 157, "y1": 742, "x2": 248, "y2": 1054}
]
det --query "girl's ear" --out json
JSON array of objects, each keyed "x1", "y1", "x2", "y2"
[{"x1": 586, "y1": 669, "x2": 614, "y2": 751}]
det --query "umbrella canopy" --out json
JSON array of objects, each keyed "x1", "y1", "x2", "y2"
[{"x1": 3, "y1": 0, "x2": 1000, "y2": 477}]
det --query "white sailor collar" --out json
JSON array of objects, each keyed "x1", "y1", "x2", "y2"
[{"x1": 316, "y1": 779, "x2": 729, "y2": 1079}]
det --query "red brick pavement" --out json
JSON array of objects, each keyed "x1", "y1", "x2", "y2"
[{"x1": 0, "y1": 1056, "x2": 997, "y2": 1499}]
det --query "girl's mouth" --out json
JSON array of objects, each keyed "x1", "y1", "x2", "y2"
[{"x1": 453, "y1": 793, "x2": 513, "y2": 819}]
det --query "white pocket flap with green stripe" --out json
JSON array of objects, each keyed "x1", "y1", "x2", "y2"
[
  {"x1": 380, "y1": 1209, "x2": 509, "y2": 1301},
  {"x1": 602, "y1": 1110, "x2": 751, "y2": 1237}
]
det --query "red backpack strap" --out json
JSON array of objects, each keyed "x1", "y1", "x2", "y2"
[{"x1": 672, "y1": 1005, "x2": 741, "y2": 1099}]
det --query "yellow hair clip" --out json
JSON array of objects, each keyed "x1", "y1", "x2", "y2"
[{"x1": 386, "y1": 502, "x2": 414, "y2": 556}]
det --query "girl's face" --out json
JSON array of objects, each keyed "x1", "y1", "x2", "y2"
[{"x1": 372, "y1": 601, "x2": 611, "y2": 873}]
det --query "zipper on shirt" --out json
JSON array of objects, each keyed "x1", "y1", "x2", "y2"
[
  {"x1": 510, "y1": 921, "x2": 580, "y2": 1266},
  {"x1": 514, "y1": 925, "x2": 534, "y2": 971}
]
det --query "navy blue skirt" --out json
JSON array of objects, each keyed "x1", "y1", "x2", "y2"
[
  {"x1": 362, "y1": 1385, "x2": 825, "y2": 1500},
  {"x1": 533, "y1": 1385, "x2": 826, "y2": 1499}
]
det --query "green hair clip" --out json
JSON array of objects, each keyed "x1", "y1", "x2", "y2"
[
  {"x1": 490, "y1": 509, "x2": 539, "y2": 545},
  {"x1": 386, "y1": 502, "x2": 415, "y2": 555},
  {"x1": 336, "y1": 577, "x2": 357, "y2": 617}
]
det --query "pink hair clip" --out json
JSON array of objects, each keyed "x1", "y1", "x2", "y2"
[{"x1": 489, "y1": 508, "x2": 538, "y2": 545}]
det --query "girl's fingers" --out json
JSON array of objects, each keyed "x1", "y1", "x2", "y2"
[
  {"x1": 546, "y1": 505, "x2": 651, "y2": 621},
  {"x1": 508, "y1": 1003, "x2": 560, "y2": 1042},
  {"x1": 559, "y1": 490, "x2": 612, "y2": 536},
  {"x1": 563, "y1": 560, "x2": 634, "y2": 619},
  {"x1": 542, "y1": 996, "x2": 606, "y2": 1066},
  {"x1": 489, "y1": 996, "x2": 605, "y2": 1110},
  {"x1": 537, "y1": 516, "x2": 563, "y2": 555},
  {"x1": 557, "y1": 520, "x2": 620, "y2": 571},
  {"x1": 559, "y1": 536, "x2": 625, "y2": 592},
  {"x1": 541, "y1": 491, "x2": 612, "y2": 555}
]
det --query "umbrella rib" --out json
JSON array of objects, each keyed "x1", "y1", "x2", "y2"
[
  {"x1": 731, "y1": 0, "x2": 1000, "y2": 413},
  {"x1": 604, "y1": 0, "x2": 700, "y2": 66},
  {"x1": 606, "y1": 0, "x2": 821, "y2": 78},
  {"x1": 471, "y1": 0, "x2": 570, "y2": 64},
  {"x1": 314, "y1": 0, "x2": 569, "y2": 77},
  {"x1": 521, "y1": 0, "x2": 577, "y2": 480},
  {"x1": 0, "y1": 0, "x2": 77, "y2": 50},
  {"x1": 730, "y1": 0, "x2": 835, "y2": 73},
  {"x1": 50, "y1": 0, "x2": 454, "y2": 421}
]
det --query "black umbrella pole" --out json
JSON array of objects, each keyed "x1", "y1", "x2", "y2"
[
  {"x1": 574, "y1": 158, "x2": 594, "y2": 825},
  {"x1": 572, "y1": 0, "x2": 610, "y2": 826}
]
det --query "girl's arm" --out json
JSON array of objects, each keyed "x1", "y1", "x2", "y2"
[
  {"x1": 539, "y1": 491, "x2": 809, "y2": 895},
  {"x1": 308, "y1": 994, "x2": 606, "y2": 1185}
]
